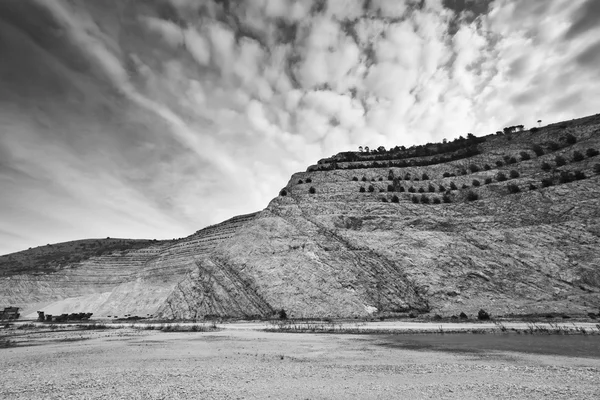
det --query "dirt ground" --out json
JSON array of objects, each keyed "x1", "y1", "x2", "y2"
[{"x1": 1, "y1": 325, "x2": 600, "y2": 399}]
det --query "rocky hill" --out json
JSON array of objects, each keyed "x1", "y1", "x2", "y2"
[{"x1": 2, "y1": 115, "x2": 600, "y2": 319}]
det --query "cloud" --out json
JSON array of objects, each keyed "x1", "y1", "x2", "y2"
[{"x1": 1, "y1": 0, "x2": 599, "y2": 254}]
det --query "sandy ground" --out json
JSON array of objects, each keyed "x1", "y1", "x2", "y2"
[{"x1": 2, "y1": 324, "x2": 600, "y2": 399}]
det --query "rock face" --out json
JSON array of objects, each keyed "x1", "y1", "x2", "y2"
[{"x1": 2, "y1": 115, "x2": 600, "y2": 318}]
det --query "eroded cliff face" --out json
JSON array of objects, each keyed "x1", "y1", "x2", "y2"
[{"x1": 2, "y1": 115, "x2": 600, "y2": 319}]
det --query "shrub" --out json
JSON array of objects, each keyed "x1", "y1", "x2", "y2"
[
  {"x1": 586, "y1": 148, "x2": 599, "y2": 157},
  {"x1": 484, "y1": 177, "x2": 492, "y2": 184},
  {"x1": 420, "y1": 194, "x2": 430, "y2": 204},
  {"x1": 529, "y1": 183, "x2": 537, "y2": 190},
  {"x1": 359, "y1": 187, "x2": 366, "y2": 193},
  {"x1": 279, "y1": 189, "x2": 287, "y2": 196},
  {"x1": 379, "y1": 188, "x2": 385, "y2": 192},
  {"x1": 442, "y1": 194, "x2": 452, "y2": 203},
  {"x1": 387, "y1": 184, "x2": 395, "y2": 192},
  {"x1": 503, "y1": 155, "x2": 511, "y2": 163},
  {"x1": 508, "y1": 156, "x2": 517, "y2": 164},
  {"x1": 361, "y1": 176, "x2": 367, "y2": 182},
  {"x1": 413, "y1": 177, "x2": 420, "y2": 181},
  {"x1": 532, "y1": 144, "x2": 544, "y2": 156},
  {"x1": 520, "y1": 151, "x2": 531, "y2": 161},
  {"x1": 461, "y1": 184, "x2": 468, "y2": 189},
  {"x1": 408, "y1": 186, "x2": 416, "y2": 193},
  {"x1": 555, "y1": 155, "x2": 566, "y2": 166},
  {"x1": 381, "y1": 198, "x2": 388, "y2": 203},
  {"x1": 484, "y1": 164, "x2": 491, "y2": 170},
  {"x1": 404, "y1": 173, "x2": 411, "y2": 180},
  {"x1": 541, "y1": 178, "x2": 554, "y2": 187},
  {"x1": 574, "y1": 170, "x2": 586, "y2": 180},
  {"x1": 477, "y1": 309, "x2": 490, "y2": 320},
  {"x1": 378, "y1": 177, "x2": 383, "y2": 181},
  {"x1": 443, "y1": 172, "x2": 451, "y2": 178},
  {"x1": 306, "y1": 178, "x2": 312, "y2": 183},
  {"x1": 469, "y1": 164, "x2": 480, "y2": 173},
  {"x1": 352, "y1": 176, "x2": 358, "y2": 181},
  {"x1": 450, "y1": 182, "x2": 458, "y2": 190},
  {"x1": 438, "y1": 184, "x2": 446, "y2": 192},
  {"x1": 391, "y1": 195, "x2": 400, "y2": 203},
  {"x1": 368, "y1": 185, "x2": 375, "y2": 192},
  {"x1": 541, "y1": 162, "x2": 552, "y2": 171},
  {"x1": 472, "y1": 179, "x2": 480, "y2": 187},
  {"x1": 422, "y1": 173, "x2": 429, "y2": 180},
  {"x1": 298, "y1": 179, "x2": 304, "y2": 184},
  {"x1": 398, "y1": 186, "x2": 405, "y2": 192},
  {"x1": 530, "y1": 127, "x2": 539, "y2": 133},
  {"x1": 595, "y1": 164, "x2": 600, "y2": 174},
  {"x1": 371, "y1": 178, "x2": 375, "y2": 181},
  {"x1": 548, "y1": 141, "x2": 560, "y2": 151},
  {"x1": 308, "y1": 186, "x2": 316, "y2": 194},
  {"x1": 565, "y1": 133, "x2": 576, "y2": 144},
  {"x1": 411, "y1": 195, "x2": 419, "y2": 204},
  {"x1": 418, "y1": 187, "x2": 425, "y2": 193},
  {"x1": 279, "y1": 309, "x2": 288, "y2": 320},
  {"x1": 428, "y1": 184, "x2": 435, "y2": 193},
  {"x1": 496, "y1": 172, "x2": 507, "y2": 182},
  {"x1": 460, "y1": 168, "x2": 468, "y2": 175},
  {"x1": 433, "y1": 197, "x2": 441, "y2": 204},
  {"x1": 507, "y1": 183, "x2": 520, "y2": 193},
  {"x1": 459, "y1": 312, "x2": 468, "y2": 320},
  {"x1": 572, "y1": 151, "x2": 584, "y2": 162},
  {"x1": 466, "y1": 191, "x2": 479, "y2": 201},
  {"x1": 496, "y1": 160, "x2": 504, "y2": 167},
  {"x1": 509, "y1": 170, "x2": 520, "y2": 179},
  {"x1": 559, "y1": 171, "x2": 573, "y2": 184}
]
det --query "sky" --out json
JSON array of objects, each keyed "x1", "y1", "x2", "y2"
[{"x1": 1, "y1": 0, "x2": 599, "y2": 255}]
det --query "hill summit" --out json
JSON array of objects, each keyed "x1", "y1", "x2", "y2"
[{"x1": 2, "y1": 114, "x2": 600, "y2": 319}]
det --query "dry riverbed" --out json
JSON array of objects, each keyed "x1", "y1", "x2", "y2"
[{"x1": 1, "y1": 322, "x2": 600, "y2": 399}]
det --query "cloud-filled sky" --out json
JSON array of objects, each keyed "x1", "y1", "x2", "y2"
[{"x1": 1, "y1": 0, "x2": 599, "y2": 254}]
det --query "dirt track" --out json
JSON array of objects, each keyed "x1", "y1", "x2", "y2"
[{"x1": 2, "y1": 325, "x2": 600, "y2": 399}]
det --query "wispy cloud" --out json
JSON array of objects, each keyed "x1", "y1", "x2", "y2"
[{"x1": 0, "y1": 0, "x2": 598, "y2": 254}]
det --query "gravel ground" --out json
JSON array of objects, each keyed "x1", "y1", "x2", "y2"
[{"x1": 1, "y1": 327, "x2": 599, "y2": 399}]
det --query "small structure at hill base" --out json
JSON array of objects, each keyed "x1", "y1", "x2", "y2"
[
  {"x1": 1, "y1": 307, "x2": 20, "y2": 320},
  {"x1": 38, "y1": 312, "x2": 93, "y2": 322}
]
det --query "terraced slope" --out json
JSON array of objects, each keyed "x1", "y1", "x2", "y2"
[{"x1": 1, "y1": 115, "x2": 600, "y2": 319}]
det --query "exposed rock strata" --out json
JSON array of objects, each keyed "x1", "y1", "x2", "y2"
[{"x1": 1, "y1": 115, "x2": 600, "y2": 318}]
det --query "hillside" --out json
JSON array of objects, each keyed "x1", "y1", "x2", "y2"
[{"x1": 2, "y1": 114, "x2": 600, "y2": 319}]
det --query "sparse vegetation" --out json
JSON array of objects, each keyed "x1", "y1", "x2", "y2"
[
  {"x1": 532, "y1": 144, "x2": 544, "y2": 156},
  {"x1": 507, "y1": 183, "x2": 520, "y2": 194},
  {"x1": 466, "y1": 191, "x2": 479, "y2": 201},
  {"x1": 541, "y1": 178, "x2": 554, "y2": 187},
  {"x1": 586, "y1": 148, "x2": 599, "y2": 157}
]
